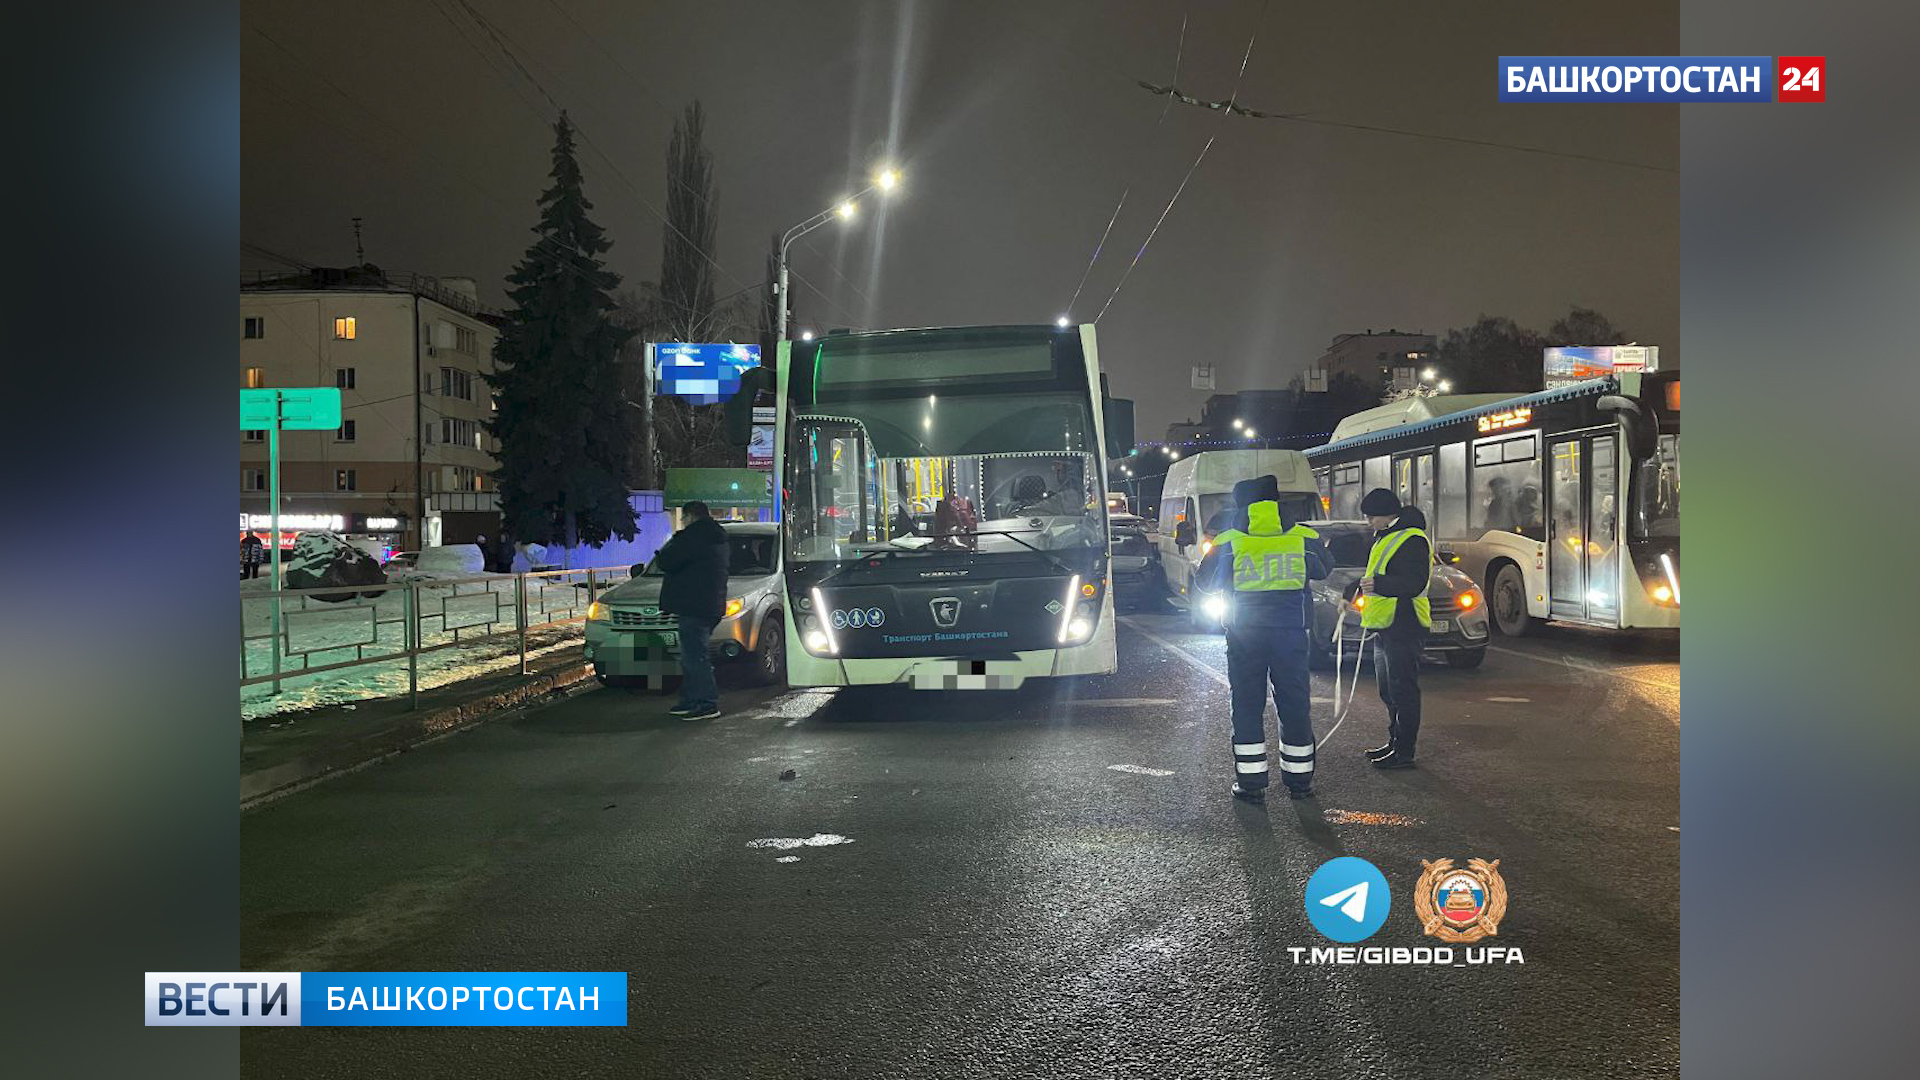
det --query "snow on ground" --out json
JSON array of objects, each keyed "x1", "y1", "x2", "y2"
[{"x1": 240, "y1": 568, "x2": 631, "y2": 722}]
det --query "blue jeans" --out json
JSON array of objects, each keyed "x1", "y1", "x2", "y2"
[{"x1": 676, "y1": 616, "x2": 718, "y2": 710}]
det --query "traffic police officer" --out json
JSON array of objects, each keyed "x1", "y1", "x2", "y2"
[
  {"x1": 1199, "y1": 475, "x2": 1330, "y2": 802},
  {"x1": 1358, "y1": 488, "x2": 1432, "y2": 769}
]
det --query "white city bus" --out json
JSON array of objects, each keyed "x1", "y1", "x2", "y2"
[
  {"x1": 744, "y1": 324, "x2": 1135, "y2": 689},
  {"x1": 1304, "y1": 371, "x2": 1679, "y2": 636}
]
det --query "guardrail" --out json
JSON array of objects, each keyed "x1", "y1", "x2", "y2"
[{"x1": 240, "y1": 566, "x2": 634, "y2": 710}]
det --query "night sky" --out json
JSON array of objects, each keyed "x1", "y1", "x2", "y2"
[{"x1": 242, "y1": 0, "x2": 1678, "y2": 435}]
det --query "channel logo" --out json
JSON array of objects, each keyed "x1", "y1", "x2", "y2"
[
  {"x1": 144, "y1": 972, "x2": 628, "y2": 1026},
  {"x1": 1303, "y1": 856, "x2": 1391, "y2": 943}
]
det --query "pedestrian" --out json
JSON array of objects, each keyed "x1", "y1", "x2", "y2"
[
  {"x1": 474, "y1": 533, "x2": 491, "y2": 573},
  {"x1": 653, "y1": 500, "x2": 728, "y2": 720},
  {"x1": 240, "y1": 530, "x2": 264, "y2": 579},
  {"x1": 1198, "y1": 474, "x2": 1331, "y2": 802},
  {"x1": 1358, "y1": 488, "x2": 1432, "y2": 769}
]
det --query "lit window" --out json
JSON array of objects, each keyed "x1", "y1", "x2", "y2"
[
  {"x1": 243, "y1": 316, "x2": 264, "y2": 340},
  {"x1": 336, "y1": 420, "x2": 356, "y2": 442},
  {"x1": 245, "y1": 367, "x2": 265, "y2": 388},
  {"x1": 243, "y1": 468, "x2": 266, "y2": 491},
  {"x1": 334, "y1": 316, "x2": 356, "y2": 340},
  {"x1": 335, "y1": 367, "x2": 356, "y2": 390},
  {"x1": 335, "y1": 469, "x2": 357, "y2": 491}
]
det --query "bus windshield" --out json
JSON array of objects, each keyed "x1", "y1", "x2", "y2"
[
  {"x1": 785, "y1": 329, "x2": 1105, "y2": 564},
  {"x1": 1633, "y1": 433, "x2": 1680, "y2": 539}
]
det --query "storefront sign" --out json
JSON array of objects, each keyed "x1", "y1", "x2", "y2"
[
  {"x1": 748, "y1": 405, "x2": 776, "y2": 470},
  {"x1": 242, "y1": 513, "x2": 343, "y2": 532}
]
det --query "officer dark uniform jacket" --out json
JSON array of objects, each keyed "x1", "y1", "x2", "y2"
[
  {"x1": 1197, "y1": 476, "x2": 1330, "y2": 798},
  {"x1": 1360, "y1": 490, "x2": 1432, "y2": 767}
]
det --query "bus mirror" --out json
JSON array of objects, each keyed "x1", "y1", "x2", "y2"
[
  {"x1": 724, "y1": 365, "x2": 777, "y2": 447},
  {"x1": 1597, "y1": 394, "x2": 1659, "y2": 461},
  {"x1": 1104, "y1": 396, "x2": 1136, "y2": 459}
]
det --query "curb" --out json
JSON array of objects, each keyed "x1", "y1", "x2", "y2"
[{"x1": 240, "y1": 663, "x2": 600, "y2": 811}]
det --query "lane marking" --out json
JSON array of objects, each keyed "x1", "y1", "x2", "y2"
[
  {"x1": 746, "y1": 834, "x2": 854, "y2": 850},
  {"x1": 1486, "y1": 696, "x2": 1531, "y2": 703},
  {"x1": 775, "y1": 856, "x2": 800, "y2": 863},
  {"x1": 1120, "y1": 617, "x2": 1230, "y2": 689},
  {"x1": 1107, "y1": 764, "x2": 1175, "y2": 777},
  {"x1": 1075, "y1": 697, "x2": 1178, "y2": 708},
  {"x1": 1487, "y1": 645, "x2": 1678, "y2": 690}
]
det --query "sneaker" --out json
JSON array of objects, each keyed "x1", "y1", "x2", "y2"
[
  {"x1": 1230, "y1": 781, "x2": 1267, "y2": 804},
  {"x1": 1372, "y1": 751, "x2": 1417, "y2": 769},
  {"x1": 1364, "y1": 743, "x2": 1396, "y2": 761},
  {"x1": 680, "y1": 705, "x2": 721, "y2": 721}
]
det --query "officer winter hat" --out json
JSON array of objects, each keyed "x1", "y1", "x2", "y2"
[
  {"x1": 1361, "y1": 488, "x2": 1402, "y2": 516},
  {"x1": 1233, "y1": 474, "x2": 1281, "y2": 507}
]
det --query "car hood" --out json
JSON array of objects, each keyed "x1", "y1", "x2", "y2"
[
  {"x1": 600, "y1": 572, "x2": 779, "y2": 606},
  {"x1": 1318, "y1": 564, "x2": 1477, "y2": 595}
]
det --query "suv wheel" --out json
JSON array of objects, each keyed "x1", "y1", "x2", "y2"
[{"x1": 753, "y1": 618, "x2": 787, "y2": 686}]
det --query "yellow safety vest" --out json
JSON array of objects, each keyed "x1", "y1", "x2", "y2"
[
  {"x1": 1213, "y1": 503, "x2": 1318, "y2": 593},
  {"x1": 1361, "y1": 526, "x2": 1432, "y2": 630}
]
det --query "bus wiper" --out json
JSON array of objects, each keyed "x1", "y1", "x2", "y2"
[{"x1": 948, "y1": 529, "x2": 1079, "y2": 578}]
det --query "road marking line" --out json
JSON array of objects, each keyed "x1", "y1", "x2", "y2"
[
  {"x1": 1108, "y1": 764, "x2": 1176, "y2": 777},
  {"x1": 746, "y1": 834, "x2": 854, "y2": 850},
  {"x1": 1075, "y1": 697, "x2": 1178, "y2": 708},
  {"x1": 1486, "y1": 645, "x2": 1678, "y2": 690},
  {"x1": 1324, "y1": 809, "x2": 1423, "y2": 827},
  {"x1": 1121, "y1": 617, "x2": 1230, "y2": 689},
  {"x1": 1486, "y1": 696, "x2": 1531, "y2": 703}
]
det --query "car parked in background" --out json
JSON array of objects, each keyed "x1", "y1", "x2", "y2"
[
  {"x1": 1109, "y1": 510, "x2": 1157, "y2": 602},
  {"x1": 585, "y1": 522, "x2": 787, "y2": 686},
  {"x1": 1304, "y1": 520, "x2": 1490, "y2": 669},
  {"x1": 383, "y1": 551, "x2": 419, "y2": 571}
]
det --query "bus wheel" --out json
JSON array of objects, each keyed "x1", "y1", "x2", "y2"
[{"x1": 1490, "y1": 564, "x2": 1534, "y2": 637}]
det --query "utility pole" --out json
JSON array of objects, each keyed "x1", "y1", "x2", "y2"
[{"x1": 352, "y1": 217, "x2": 365, "y2": 265}]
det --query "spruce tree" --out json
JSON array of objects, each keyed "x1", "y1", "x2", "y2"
[{"x1": 489, "y1": 113, "x2": 637, "y2": 549}]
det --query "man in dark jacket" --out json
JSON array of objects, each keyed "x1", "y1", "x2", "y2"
[
  {"x1": 1358, "y1": 488, "x2": 1432, "y2": 769},
  {"x1": 1198, "y1": 475, "x2": 1331, "y2": 802},
  {"x1": 655, "y1": 501, "x2": 730, "y2": 719},
  {"x1": 240, "y1": 532, "x2": 264, "y2": 579}
]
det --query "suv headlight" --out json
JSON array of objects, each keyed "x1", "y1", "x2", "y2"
[
  {"x1": 723, "y1": 597, "x2": 745, "y2": 619},
  {"x1": 587, "y1": 601, "x2": 609, "y2": 621}
]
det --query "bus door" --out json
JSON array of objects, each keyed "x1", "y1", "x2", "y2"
[{"x1": 1546, "y1": 431, "x2": 1621, "y2": 626}]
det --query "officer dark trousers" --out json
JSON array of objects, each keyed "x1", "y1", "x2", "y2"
[
  {"x1": 1226, "y1": 624, "x2": 1316, "y2": 793},
  {"x1": 1373, "y1": 631, "x2": 1423, "y2": 757}
]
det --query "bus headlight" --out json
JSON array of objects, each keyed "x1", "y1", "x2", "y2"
[
  {"x1": 802, "y1": 628, "x2": 832, "y2": 654},
  {"x1": 1650, "y1": 583, "x2": 1673, "y2": 604},
  {"x1": 1063, "y1": 616, "x2": 1093, "y2": 643},
  {"x1": 1201, "y1": 594, "x2": 1229, "y2": 620}
]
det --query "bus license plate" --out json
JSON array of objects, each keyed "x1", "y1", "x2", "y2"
[{"x1": 1431, "y1": 619, "x2": 1451, "y2": 633}]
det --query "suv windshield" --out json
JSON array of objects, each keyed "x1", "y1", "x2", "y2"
[
  {"x1": 643, "y1": 531, "x2": 777, "y2": 577},
  {"x1": 785, "y1": 329, "x2": 1106, "y2": 564}
]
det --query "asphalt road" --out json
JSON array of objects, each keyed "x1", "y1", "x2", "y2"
[{"x1": 239, "y1": 610, "x2": 1679, "y2": 1079}]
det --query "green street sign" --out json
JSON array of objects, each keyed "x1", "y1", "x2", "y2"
[
  {"x1": 665, "y1": 468, "x2": 771, "y2": 508},
  {"x1": 239, "y1": 387, "x2": 342, "y2": 431}
]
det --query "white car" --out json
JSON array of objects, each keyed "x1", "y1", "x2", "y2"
[{"x1": 585, "y1": 522, "x2": 787, "y2": 686}]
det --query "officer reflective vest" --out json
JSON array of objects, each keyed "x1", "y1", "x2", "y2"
[
  {"x1": 1213, "y1": 503, "x2": 1318, "y2": 593},
  {"x1": 1361, "y1": 526, "x2": 1432, "y2": 630}
]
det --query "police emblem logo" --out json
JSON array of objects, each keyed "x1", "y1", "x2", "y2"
[{"x1": 1413, "y1": 858, "x2": 1508, "y2": 943}]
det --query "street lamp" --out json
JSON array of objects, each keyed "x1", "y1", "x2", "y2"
[
  {"x1": 799, "y1": 329, "x2": 815, "y2": 341},
  {"x1": 1056, "y1": 315, "x2": 1071, "y2": 328},
  {"x1": 1436, "y1": 379, "x2": 1452, "y2": 393},
  {"x1": 1245, "y1": 428, "x2": 1258, "y2": 438},
  {"x1": 776, "y1": 166, "x2": 902, "y2": 340},
  {"x1": 1231, "y1": 418, "x2": 1243, "y2": 429}
]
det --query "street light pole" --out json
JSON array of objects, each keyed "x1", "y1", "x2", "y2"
[{"x1": 774, "y1": 169, "x2": 898, "y2": 341}]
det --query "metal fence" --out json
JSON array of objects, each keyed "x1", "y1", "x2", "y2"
[{"x1": 240, "y1": 566, "x2": 633, "y2": 710}]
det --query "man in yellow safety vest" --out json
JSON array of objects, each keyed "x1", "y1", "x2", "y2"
[
  {"x1": 1359, "y1": 488, "x2": 1432, "y2": 769},
  {"x1": 1199, "y1": 475, "x2": 1331, "y2": 802}
]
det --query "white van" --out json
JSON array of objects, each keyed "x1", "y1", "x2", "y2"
[{"x1": 1153, "y1": 449, "x2": 1323, "y2": 628}]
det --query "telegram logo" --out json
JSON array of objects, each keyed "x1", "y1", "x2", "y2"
[{"x1": 1304, "y1": 856, "x2": 1392, "y2": 943}]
